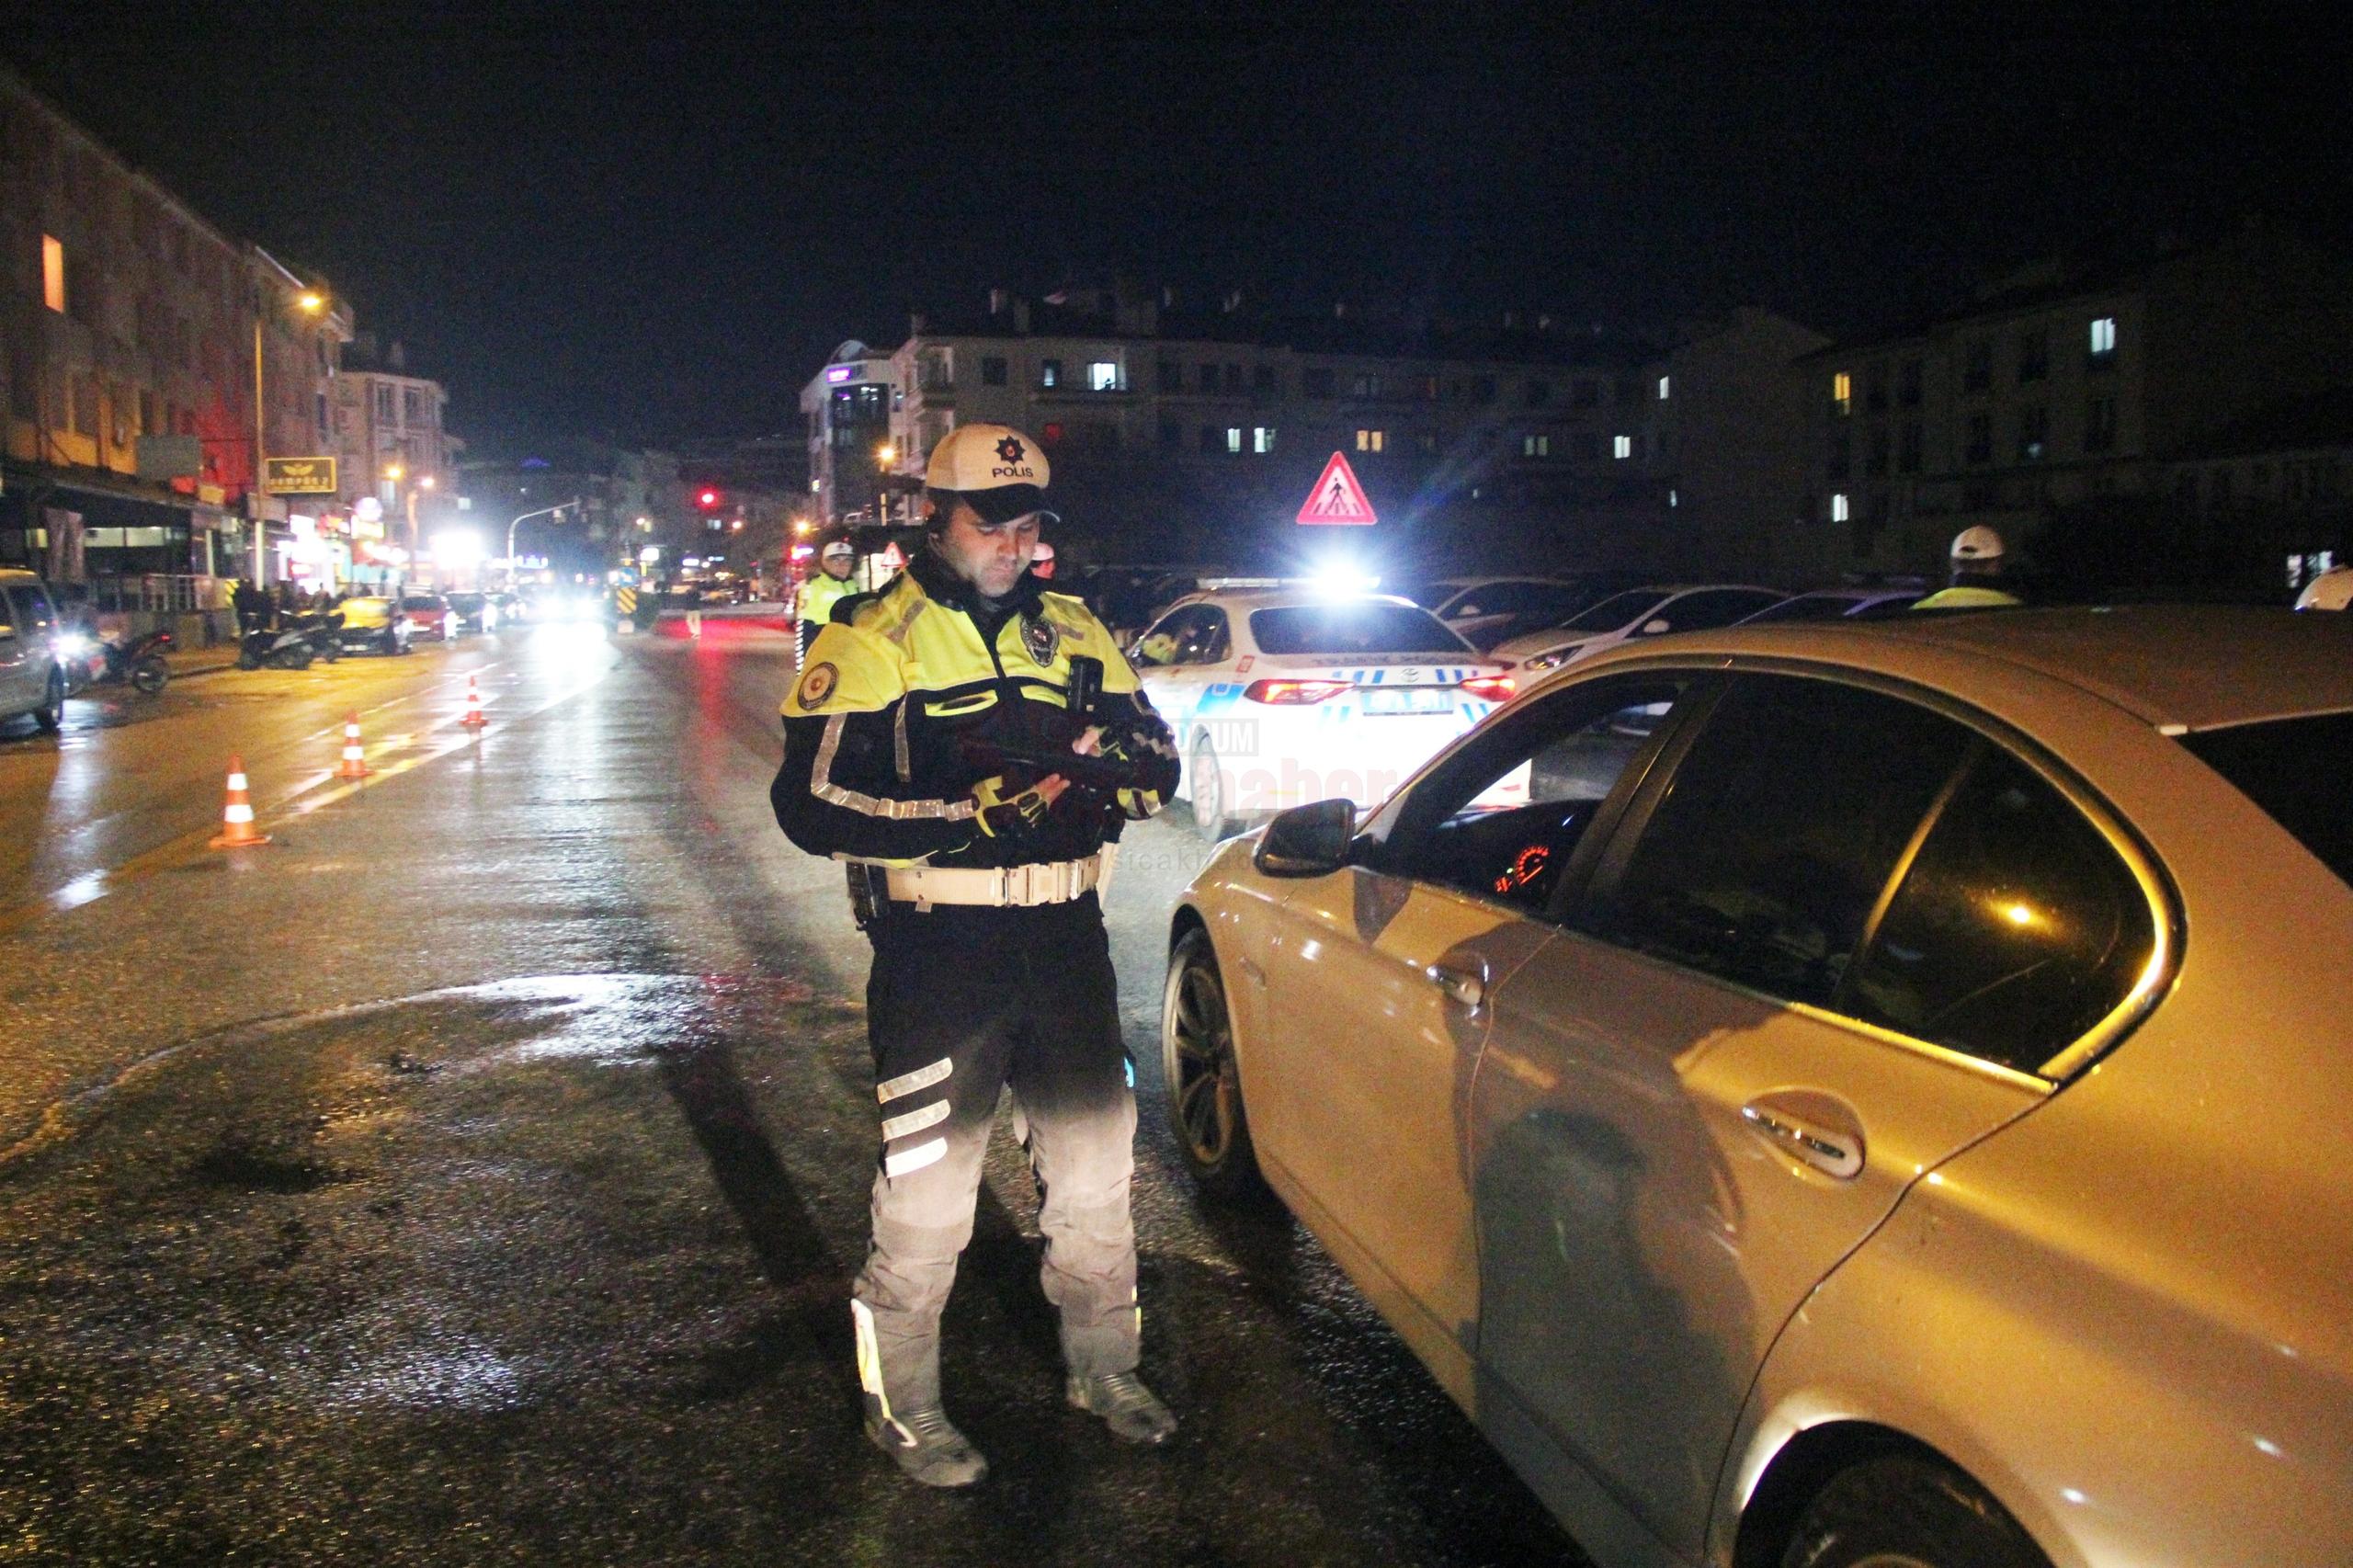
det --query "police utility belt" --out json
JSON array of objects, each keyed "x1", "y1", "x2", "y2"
[{"x1": 841, "y1": 846, "x2": 1116, "y2": 918}]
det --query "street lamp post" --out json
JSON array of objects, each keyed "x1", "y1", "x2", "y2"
[
  {"x1": 505, "y1": 498, "x2": 580, "y2": 590},
  {"x1": 250, "y1": 287, "x2": 327, "y2": 587}
]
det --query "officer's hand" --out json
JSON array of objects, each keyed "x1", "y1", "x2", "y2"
[{"x1": 972, "y1": 774, "x2": 1067, "y2": 837}]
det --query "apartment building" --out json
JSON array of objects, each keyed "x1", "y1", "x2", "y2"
[
  {"x1": 1798, "y1": 225, "x2": 2353, "y2": 583},
  {"x1": 333, "y1": 336, "x2": 459, "y2": 568},
  {"x1": 0, "y1": 64, "x2": 351, "y2": 583},
  {"x1": 803, "y1": 287, "x2": 1681, "y2": 571}
]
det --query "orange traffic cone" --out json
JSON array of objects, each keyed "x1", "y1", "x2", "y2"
[
  {"x1": 460, "y1": 675, "x2": 487, "y2": 730},
  {"x1": 335, "y1": 712, "x2": 372, "y2": 778},
  {"x1": 208, "y1": 756, "x2": 270, "y2": 848}
]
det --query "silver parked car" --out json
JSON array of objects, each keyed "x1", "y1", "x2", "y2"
[
  {"x1": 0, "y1": 568, "x2": 68, "y2": 733},
  {"x1": 1162, "y1": 605, "x2": 2352, "y2": 1567}
]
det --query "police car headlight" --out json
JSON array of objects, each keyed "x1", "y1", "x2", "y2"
[{"x1": 51, "y1": 632, "x2": 91, "y2": 660}]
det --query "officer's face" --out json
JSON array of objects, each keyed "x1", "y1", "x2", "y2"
[
  {"x1": 822, "y1": 553, "x2": 854, "y2": 577},
  {"x1": 936, "y1": 501, "x2": 1040, "y2": 598}
]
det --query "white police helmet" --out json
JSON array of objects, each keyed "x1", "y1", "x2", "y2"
[{"x1": 1950, "y1": 526, "x2": 2006, "y2": 562}]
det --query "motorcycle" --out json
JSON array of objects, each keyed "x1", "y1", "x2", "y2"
[
  {"x1": 237, "y1": 613, "x2": 344, "y2": 671},
  {"x1": 87, "y1": 628, "x2": 175, "y2": 694}
]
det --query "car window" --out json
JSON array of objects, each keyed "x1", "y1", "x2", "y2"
[
  {"x1": 1560, "y1": 588, "x2": 1670, "y2": 632},
  {"x1": 9, "y1": 585, "x2": 56, "y2": 635},
  {"x1": 1657, "y1": 589, "x2": 1781, "y2": 630},
  {"x1": 402, "y1": 597, "x2": 440, "y2": 611},
  {"x1": 1448, "y1": 581, "x2": 1545, "y2": 618},
  {"x1": 2180, "y1": 711, "x2": 2353, "y2": 893},
  {"x1": 1587, "y1": 675, "x2": 1976, "y2": 1006},
  {"x1": 1369, "y1": 676, "x2": 1690, "y2": 916},
  {"x1": 1249, "y1": 602, "x2": 1469, "y2": 655},
  {"x1": 0, "y1": 590, "x2": 17, "y2": 634},
  {"x1": 1135, "y1": 606, "x2": 1222, "y2": 665},
  {"x1": 1841, "y1": 746, "x2": 2156, "y2": 1074},
  {"x1": 1741, "y1": 593, "x2": 1858, "y2": 625}
]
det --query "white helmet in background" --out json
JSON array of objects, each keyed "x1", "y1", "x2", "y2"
[
  {"x1": 1950, "y1": 526, "x2": 2006, "y2": 563},
  {"x1": 2295, "y1": 564, "x2": 2352, "y2": 611}
]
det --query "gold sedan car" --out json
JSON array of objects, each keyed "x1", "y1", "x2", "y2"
[{"x1": 1161, "y1": 606, "x2": 2350, "y2": 1568}]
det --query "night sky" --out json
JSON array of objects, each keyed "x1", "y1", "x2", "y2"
[{"x1": 6, "y1": 2, "x2": 2343, "y2": 455}]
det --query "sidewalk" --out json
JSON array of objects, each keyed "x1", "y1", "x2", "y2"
[{"x1": 162, "y1": 639, "x2": 244, "y2": 678}]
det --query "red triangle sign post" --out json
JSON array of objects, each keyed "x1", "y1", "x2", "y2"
[
  {"x1": 1296, "y1": 451, "x2": 1378, "y2": 526},
  {"x1": 880, "y1": 540, "x2": 907, "y2": 570}
]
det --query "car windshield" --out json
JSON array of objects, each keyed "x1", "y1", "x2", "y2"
[
  {"x1": 1559, "y1": 588, "x2": 1671, "y2": 632},
  {"x1": 402, "y1": 597, "x2": 440, "y2": 611},
  {"x1": 448, "y1": 595, "x2": 484, "y2": 609},
  {"x1": 2179, "y1": 711, "x2": 2353, "y2": 891},
  {"x1": 1248, "y1": 602, "x2": 1471, "y2": 656}
]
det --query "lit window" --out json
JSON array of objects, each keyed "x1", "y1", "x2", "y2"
[
  {"x1": 1613, "y1": 435, "x2": 1632, "y2": 460},
  {"x1": 2089, "y1": 317, "x2": 2117, "y2": 357},
  {"x1": 1832, "y1": 371, "x2": 1852, "y2": 415},
  {"x1": 1521, "y1": 434, "x2": 1550, "y2": 458},
  {"x1": 1657, "y1": 375, "x2": 1671, "y2": 400},
  {"x1": 1252, "y1": 426, "x2": 1275, "y2": 454},
  {"x1": 1087, "y1": 360, "x2": 1120, "y2": 392},
  {"x1": 1040, "y1": 358, "x2": 1061, "y2": 388},
  {"x1": 1225, "y1": 426, "x2": 1242, "y2": 453},
  {"x1": 1831, "y1": 492, "x2": 1850, "y2": 522},
  {"x1": 1668, "y1": 489, "x2": 1678, "y2": 507},
  {"x1": 41, "y1": 235, "x2": 65, "y2": 312}
]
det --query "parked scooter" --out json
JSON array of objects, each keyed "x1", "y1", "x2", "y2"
[
  {"x1": 238, "y1": 613, "x2": 344, "y2": 670},
  {"x1": 87, "y1": 628, "x2": 175, "y2": 694}
]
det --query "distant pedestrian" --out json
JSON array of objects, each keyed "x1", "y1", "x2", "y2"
[
  {"x1": 1913, "y1": 527, "x2": 2024, "y2": 610},
  {"x1": 795, "y1": 535, "x2": 859, "y2": 665}
]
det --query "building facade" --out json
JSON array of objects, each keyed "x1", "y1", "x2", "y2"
[
  {"x1": 0, "y1": 63, "x2": 352, "y2": 587},
  {"x1": 802, "y1": 288, "x2": 1688, "y2": 573},
  {"x1": 1797, "y1": 226, "x2": 2353, "y2": 587},
  {"x1": 333, "y1": 337, "x2": 459, "y2": 574}
]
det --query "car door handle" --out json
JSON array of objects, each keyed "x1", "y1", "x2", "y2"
[
  {"x1": 1425, "y1": 962, "x2": 1485, "y2": 1009},
  {"x1": 1739, "y1": 1102, "x2": 1864, "y2": 1179}
]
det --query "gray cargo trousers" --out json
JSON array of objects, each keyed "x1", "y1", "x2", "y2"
[{"x1": 851, "y1": 893, "x2": 1140, "y2": 1424}]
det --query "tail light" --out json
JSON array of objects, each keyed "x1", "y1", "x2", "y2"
[
  {"x1": 1460, "y1": 674, "x2": 1515, "y2": 702},
  {"x1": 1244, "y1": 678, "x2": 1351, "y2": 704}
]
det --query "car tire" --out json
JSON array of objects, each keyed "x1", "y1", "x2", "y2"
[
  {"x1": 1780, "y1": 1454, "x2": 2050, "y2": 1568},
  {"x1": 32, "y1": 671, "x2": 63, "y2": 733},
  {"x1": 1189, "y1": 736, "x2": 1237, "y2": 840},
  {"x1": 1161, "y1": 929, "x2": 1270, "y2": 1202}
]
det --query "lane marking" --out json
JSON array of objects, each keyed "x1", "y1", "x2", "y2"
[{"x1": 0, "y1": 656, "x2": 603, "y2": 937}]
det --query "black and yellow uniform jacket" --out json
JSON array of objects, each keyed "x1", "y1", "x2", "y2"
[{"x1": 771, "y1": 550, "x2": 1179, "y2": 869}]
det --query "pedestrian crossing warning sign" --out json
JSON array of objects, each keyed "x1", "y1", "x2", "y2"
[{"x1": 1296, "y1": 452, "x2": 1377, "y2": 526}]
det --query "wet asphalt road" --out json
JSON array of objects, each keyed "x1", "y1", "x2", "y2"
[{"x1": 0, "y1": 614, "x2": 1589, "y2": 1566}]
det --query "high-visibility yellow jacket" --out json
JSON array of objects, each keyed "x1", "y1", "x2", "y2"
[
  {"x1": 796, "y1": 570, "x2": 860, "y2": 629},
  {"x1": 772, "y1": 550, "x2": 1178, "y2": 869},
  {"x1": 1911, "y1": 584, "x2": 2023, "y2": 610}
]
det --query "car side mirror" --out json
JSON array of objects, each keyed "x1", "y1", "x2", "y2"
[
  {"x1": 1254, "y1": 798, "x2": 1357, "y2": 878},
  {"x1": 1640, "y1": 618, "x2": 1672, "y2": 635}
]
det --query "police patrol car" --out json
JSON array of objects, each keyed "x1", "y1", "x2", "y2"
[{"x1": 1131, "y1": 581, "x2": 1513, "y2": 837}]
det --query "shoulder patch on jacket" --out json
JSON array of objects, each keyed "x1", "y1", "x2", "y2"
[{"x1": 785, "y1": 622, "x2": 904, "y2": 716}]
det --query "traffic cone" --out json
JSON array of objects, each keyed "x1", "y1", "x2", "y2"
[
  {"x1": 335, "y1": 712, "x2": 372, "y2": 779},
  {"x1": 460, "y1": 675, "x2": 487, "y2": 730},
  {"x1": 208, "y1": 756, "x2": 270, "y2": 848}
]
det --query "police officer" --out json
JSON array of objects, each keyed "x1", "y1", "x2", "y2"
[
  {"x1": 1913, "y1": 525, "x2": 2024, "y2": 609},
  {"x1": 795, "y1": 534, "x2": 860, "y2": 665},
  {"x1": 771, "y1": 423, "x2": 1183, "y2": 1488}
]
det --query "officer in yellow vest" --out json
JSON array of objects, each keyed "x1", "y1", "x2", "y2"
[
  {"x1": 1913, "y1": 525, "x2": 2025, "y2": 610},
  {"x1": 795, "y1": 534, "x2": 860, "y2": 665},
  {"x1": 771, "y1": 423, "x2": 1181, "y2": 1488}
]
